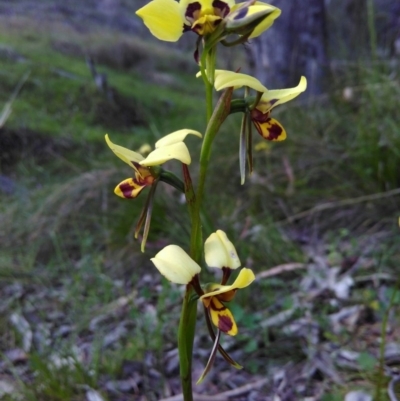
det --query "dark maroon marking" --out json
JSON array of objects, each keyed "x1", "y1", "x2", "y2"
[
  {"x1": 265, "y1": 118, "x2": 283, "y2": 140},
  {"x1": 233, "y1": 7, "x2": 248, "y2": 20},
  {"x1": 218, "y1": 315, "x2": 233, "y2": 333},
  {"x1": 251, "y1": 108, "x2": 271, "y2": 123},
  {"x1": 269, "y1": 99, "x2": 278, "y2": 106},
  {"x1": 186, "y1": 2, "x2": 201, "y2": 19},
  {"x1": 221, "y1": 267, "x2": 231, "y2": 285},
  {"x1": 118, "y1": 182, "x2": 136, "y2": 198},
  {"x1": 213, "y1": 0, "x2": 230, "y2": 17}
]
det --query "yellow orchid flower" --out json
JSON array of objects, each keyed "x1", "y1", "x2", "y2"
[
  {"x1": 136, "y1": 0, "x2": 280, "y2": 42},
  {"x1": 105, "y1": 129, "x2": 202, "y2": 199},
  {"x1": 105, "y1": 134, "x2": 152, "y2": 199},
  {"x1": 214, "y1": 70, "x2": 307, "y2": 141},
  {"x1": 151, "y1": 229, "x2": 254, "y2": 381},
  {"x1": 151, "y1": 229, "x2": 254, "y2": 335},
  {"x1": 195, "y1": 69, "x2": 306, "y2": 183},
  {"x1": 106, "y1": 129, "x2": 202, "y2": 251}
]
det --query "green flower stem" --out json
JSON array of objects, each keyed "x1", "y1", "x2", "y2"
[
  {"x1": 200, "y1": 45, "x2": 216, "y2": 121},
  {"x1": 179, "y1": 46, "x2": 232, "y2": 401},
  {"x1": 190, "y1": 87, "x2": 233, "y2": 266},
  {"x1": 205, "y1": 77, "x2": 213, "y2": 122},
  {"x1": 178, "y1": 286, "x2": 198, "y2": 401}
]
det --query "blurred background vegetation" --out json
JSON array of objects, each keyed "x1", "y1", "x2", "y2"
[{"x1": 0, "y1": 0, "x2": 399, "y2": 400}]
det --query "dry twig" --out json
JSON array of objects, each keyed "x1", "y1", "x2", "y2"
[
  {"x1": 281, "y1": 188, "x2": 400, "y2": 223},
  {"x1": 256, "y1": 263, "x2": 306, "y2": 280}
]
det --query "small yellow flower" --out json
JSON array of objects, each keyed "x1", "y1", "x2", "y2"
[
  {"x1": 105, "y1": 129, "x2": 202, "y2": 199},
  {"x1": 150, "y1": 230, "x2": 255, "y2": 336},
  {"x1": 151, "y1": 230, "x2": 253, "y2": 381},
  {"x1": 136, "y1": 0, "x2": 280, "y2": 42},
  {"x1": 106, "y1": 129, "x2": 202, "y2": 251},
  {"x1": 214, "y1": 70, "x2": 307, "y2": 141},
  {"x1": 105, "y1": 134, "x2": 152, "y2": 199}
]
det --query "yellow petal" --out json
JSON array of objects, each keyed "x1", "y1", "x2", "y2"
[
  {"x1": 208, "y1": 297, "x2": 238, "y2": 335},
  {"x1": 203, "y1": 283, "x2": 237, "y2": 302},
  {"x1": 155, "y1": 129, "x2": 202, "y2": 148},
  {"x1": 248, "y1": 4, "x2": 281, "y2": 38},
  {"x1": 114, "y1": 178, "x2": 147, "y2": 199},
  {"x1": 257, "y1": 76, "x2": 307, "y2": 113},
  {"x1": 105, "y1": 134, "x2": 144, "y2": 168},
  {"x1": 214, "y1": 70, "x2": 268, "y2": 92},
  {"x1": 136, "y1": 0, "x2": 184, "y2": 42},
  {"x1": 140, "y1": 142, "x2": 192, "y2": 166},
  {"x1": 151, "y1": 245, "x2": 201, "y2": 284},
  {"x1": 200, "y1": 268, "x2": 255, "y2": 299},
  {"x1": 204, "y1": 230, "x2": 241, "y2": 269},
  {"x1": 252, "y1": 117, "x2": 287, "y2": 141},
  {"x1": 226, "y1": 2, "x2": 281, "y2": 38}
]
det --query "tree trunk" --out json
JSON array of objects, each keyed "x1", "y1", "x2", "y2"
[{"x1": 245, "y1": 0, "x2": 328, "y2": 96}]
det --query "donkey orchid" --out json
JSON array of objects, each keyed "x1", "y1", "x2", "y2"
[
  {"x1": 205, "y1": 69, "x2": 306, "y2": 183},
  {"x1": 151, "y1": 230, "x2": 255, "y2": 335},
  {"x1": 214, "y1": 70, "x2": 307, "y2": 141},
  {"x1": 136, "y1": 0, "x2": 281, "y2": 42},
  {"x1": 105, "y1": 129, "x2": 202, "y2": 199},
  {"x1": 151, "y1": 230, "x2": 254, "y2": 382},
  {"x1": 106, "y1": 130, "x2": 201, "y2": 251}
]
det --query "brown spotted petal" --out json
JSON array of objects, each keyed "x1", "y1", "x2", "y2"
[
  {"x1": 200, "y1": 268, "x2": 255, "y2": 335},
  {"x1": 114, "y1": 178, "x2": 148, "y2": 199},
  {"x1": 207, "y1": 297, "x2": 238, "y2": 335},
  {"x1": 251, "y1": 109, "x2": 287, "y2": 141}
]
